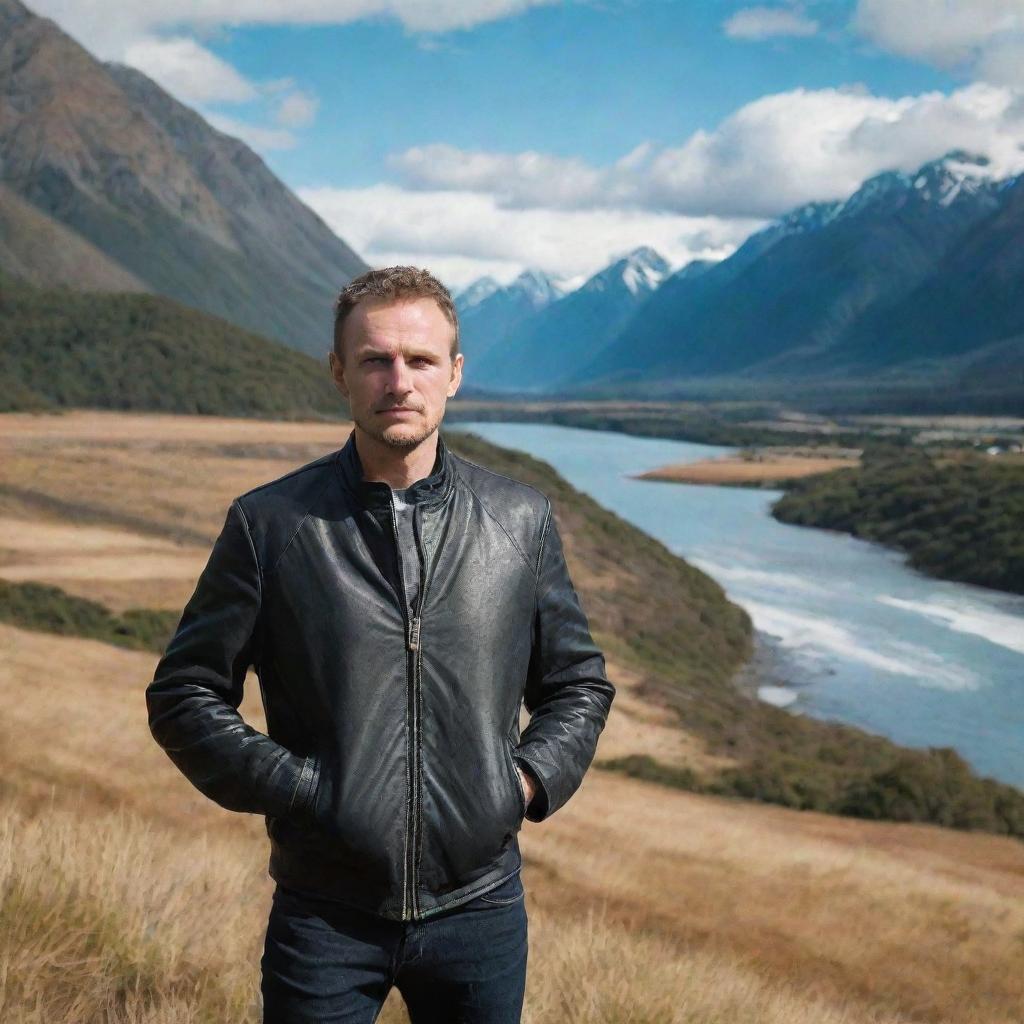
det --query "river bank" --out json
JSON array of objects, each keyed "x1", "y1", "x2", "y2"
[
  {"x1": 449, "y1": 420, "x2": 1024, "y2": 797},
  {"x1": 633, "y1": 444, "x2": 861, "y2": 488}
]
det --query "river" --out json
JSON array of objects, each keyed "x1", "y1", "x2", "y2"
[{"x1": 446, "y1": 420, "x2": 1024, "y2": 792}]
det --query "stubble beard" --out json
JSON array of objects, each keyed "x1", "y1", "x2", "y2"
[{"x1": 355, "y1": 406, "x2": 443, "y2": 451}]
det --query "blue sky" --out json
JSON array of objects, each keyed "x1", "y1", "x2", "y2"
[
  {"x1": 217, "y1": 2, "x2": 951, "y2": 187},
  {"x1": 38, "y1": 0, "x2": 1024, "y2": 288}
]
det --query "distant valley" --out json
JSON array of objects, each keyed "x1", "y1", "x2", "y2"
[{"x1": 456, "y1": 152, "x2": 1024, "y2": 414}]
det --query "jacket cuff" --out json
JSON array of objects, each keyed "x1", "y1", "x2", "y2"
[
  {"x1": 264, "y1": 751, "x2": 317, "y2": 820},
  {"x1": 512, "y1": 753, "x2": 550, "y2": 823},
  {"x1": 288, "y1": 755, "x2": 320, "y2": 819}
]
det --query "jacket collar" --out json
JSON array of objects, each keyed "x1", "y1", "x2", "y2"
[{"x1": 336, "y1": 428, "x2": 455, "y2": 511}]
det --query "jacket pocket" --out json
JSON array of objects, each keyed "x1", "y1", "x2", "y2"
[{"x1": 504, "y1": 736, "x2": 528, "y2": 822}]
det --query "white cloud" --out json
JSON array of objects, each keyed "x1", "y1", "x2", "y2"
[
  {"x1": 977, "y1": 37, "x2": 1024, "y2": 87},
  {"x1": 723, "y1": 6, "x2": 819, "y2": 40},
  {"x1": 644, "y1": 82, "x2": 1024, "y2": 215},
  {"x1": 853, "y1": 0, "x2": 1024, "y2": 86},
  {"x1": 29, "y1": 0, "x2": 528, "y2": 160},
  {"x1": 296, "y1": 183, "x2": 759, "y2": 288},
  {"x1": 274, "y1": 89, "x2": 320, "y2": 128},
  {"x1": 54, "y1": 19, "x2": 323, "y2": 154},
  {"x1": 389, "y1": 83, "x2": 1024, "y2": 219},
  {"x1": 388, "y1": 145, "x2": 607, "y2": 208},
  {"x1": 120, "y1": 35, "x2": 259, "y2": 104},
  {"x1": 204, "y1": 112, "x2": 298, "y2": 151},
  {"x1": 29, "y1": 0, "x2": 560, "y2": 58},
  {"x1": 29, "y1": 0, "x2": 1024, "y2": 285}
]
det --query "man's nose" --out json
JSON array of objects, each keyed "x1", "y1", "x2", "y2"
[{"x1": 385, "y1": 358, "x2": 414, "y2": 394}]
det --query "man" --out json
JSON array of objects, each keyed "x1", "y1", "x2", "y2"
[{"x1": 145, "y1": 265, "x2": 616, "y2": 1023}]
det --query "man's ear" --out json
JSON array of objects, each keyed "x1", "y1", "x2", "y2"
[
  {"x1": 447, "y1": 354, "x2": 464, "y2": 399},
  {"x1": 329, "y1": 351, "x2": 350, "y2": 399}
]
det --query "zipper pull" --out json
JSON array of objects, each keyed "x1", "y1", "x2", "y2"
[{"x1": 408, "y1": 616, "x2": 421, "y2": 651}]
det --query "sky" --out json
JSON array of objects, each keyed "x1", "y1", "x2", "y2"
[{"x1": 31, "y1": 0, "x2": 1024, "y2": 290}]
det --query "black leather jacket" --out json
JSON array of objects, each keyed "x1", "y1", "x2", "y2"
[{"x1": 146, "y1": 428, "x2": 615, "y2": 921}]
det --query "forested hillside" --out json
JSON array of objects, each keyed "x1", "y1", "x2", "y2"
[
  {"x1": 0, "y1": 274, "x2": 348, "y2": 417},
  {"x1": 0, "y1": 273, "x2": 345, "y2": 419},
  {"x1": 772, "y1": 447, "x2": 1024, "y2": 595}
]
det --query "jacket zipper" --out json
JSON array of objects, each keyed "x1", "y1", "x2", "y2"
[
  {"x1": 389, "y1": 494, "x2": 432, "y2": 921},
  {"x1": 387, "y1": 493, "x2": 415, "y2": 922},
  {"x1": 409, "y1": 502, "x2": 429, "y2": 921}
]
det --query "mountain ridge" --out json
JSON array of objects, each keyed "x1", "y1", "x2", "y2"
[
  {"x1": 569, "y1": 152, "x2": 1021, "y2": 400},
  {"x1": 0, "y1": 0, "x2": 368, "y2": 356}
]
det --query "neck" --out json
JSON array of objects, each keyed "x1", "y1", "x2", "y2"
[{"x1": 354, "y1": 426, "x2": 440, "y2": 489}]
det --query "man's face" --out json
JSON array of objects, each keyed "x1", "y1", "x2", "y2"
[{"x1": 329, "y1": 296, "x2": 463, "y2": 451}]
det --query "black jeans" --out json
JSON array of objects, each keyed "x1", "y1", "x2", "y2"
[{"x1": 260, "y1": 870, "x2": 529, "y2": 1023}]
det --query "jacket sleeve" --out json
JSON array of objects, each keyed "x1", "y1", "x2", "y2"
[
  {"x1": 512, "y1": 499, "x2": 616, "y2": 822},
  {"x1": 145, "y1": 499, "x2": 318, "y2": 821}
]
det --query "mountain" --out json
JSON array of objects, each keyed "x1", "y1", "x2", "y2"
[
  {"x1": 455, "y1": 269, "x2": 565, "y2": 374},
  {"x1": 0, "y1": 182, "x2": 149, "y2": 292},
  {"x1": 455, "y1": 276, "x2": 502, "y2": 309},
  {"x1": 0, "y1": 0, "x2": 367, "y2": 357},
  {"x1": 467, "y1": 247, "x2": 672, "y2": 393},
  {"x1": 834, "y1": 170, "x2": 1024, "y2": 372},
  {"x1": 571, "y1": 152, "x2": 1011, "y2": 393}
]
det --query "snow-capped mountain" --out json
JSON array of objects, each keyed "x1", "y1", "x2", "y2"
[
  {"x1": 831, "y1": 151, "x2": 1000, "y2": 222},
  {"x1": 514, "y1": 268, "x2": 567, "y2": 306},
  {"x1": 455, "y1": 269, "x2": 566, "y2": 367},
  {"x1": 464, "y1": 248, "x2": 673, "y2": 393},
  {"x1": 571, "y1": 151, "x2": 1019, "y2": 393},
  {"x1": 617, "y1": 246, "x2": 672, "y2": 295},
  {"x1": 455, "y1": 276, "x2": 502, "y2": 310}
]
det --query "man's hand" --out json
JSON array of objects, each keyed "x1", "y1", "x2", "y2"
[{"x1": 515, "y1": 764, "x2": 536, "y2": 807}]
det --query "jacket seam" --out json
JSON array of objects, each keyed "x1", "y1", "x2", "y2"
[
  {"x1": 535, "y1": 499, "x2": 553, "y2": 585},
  {"x1": 454, "y1": 468, "x2": 535, "y2": 576},
  {"x1": 531, "y1": 498, "x2": 553, "y2": 620},
  {"x1": 255, "y1": 467, "x2": 337, "y2": 577},
  {"x1": 233, "y1": 499, "x2": 263, "y2": 603},
  {"x1": 449, "y1": 452, "x2": 550, "y2": 508},
  {"x1": 237, "y1": 451, "x2": 339, "y2": 500}
]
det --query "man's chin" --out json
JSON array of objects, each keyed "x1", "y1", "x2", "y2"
[
  {"x1": 358, "y1": 417, "x2": 438, "y2": 449},
  {"x1": 382, "y1": 431, "x2": 429, "y2": 449}
]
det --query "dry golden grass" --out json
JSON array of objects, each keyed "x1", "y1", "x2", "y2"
[
  {"x1": 0, "y1": 410, "x2": 346, "y2": 612},
  {"x1": 2, "y1": 410, "x2": 1023, "y2": 1023},
  {"x1": 3, "y1": 785, "x2": 917, "y2": 1024},
  {"x1": 635, "y1": 454, "x2": 859, "y2": 487}
]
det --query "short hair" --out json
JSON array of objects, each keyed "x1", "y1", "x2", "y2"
[{"x1": 333, "y1": 266, "x2": 460, "y2": 363}]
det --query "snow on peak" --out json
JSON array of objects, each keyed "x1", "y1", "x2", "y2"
[
  {"x1": 832, "y1": 170, "x2": 913, "y2": 218},
  {"x1": 511, "y1": 269, "x2": 564, "y2": 307},
  {"x1": 911, "y1": 151, "x2": 994, "y2": 207},
  {"x1": 765, "y1": 199, "x2": 843, "y2": 241},
  {"x1": 620, "y1": 247, "x2": 671, "y2": 295},
  {"x1": 836, "y1": 151, "x2": 997, "y2": 218},
  {"x1": 456, "y1": 276, "x2": 501, "y2": 309},
  {"x1": 582, "y1": 246, "x2": 671, "y2": 297}
]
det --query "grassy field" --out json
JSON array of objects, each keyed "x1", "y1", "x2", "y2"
[
  {"x1": 633, "y1": 447, "x2": 862, "y2": 488},
  {"x1": 1, "y1": 410, "x2": 1023, "y2": 1023}
]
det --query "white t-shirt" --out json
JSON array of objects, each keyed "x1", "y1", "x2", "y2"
[{"x1": 391, "y1": 486, "x2": 414, "y2": 511}]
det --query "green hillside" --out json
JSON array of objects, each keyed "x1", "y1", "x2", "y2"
[
  {"x1": 772, "y1": 446, "x2": 1024, "y2": 596},
  {"x1": 0, "y1": 272, "x2": 347, "y2": 420}
]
